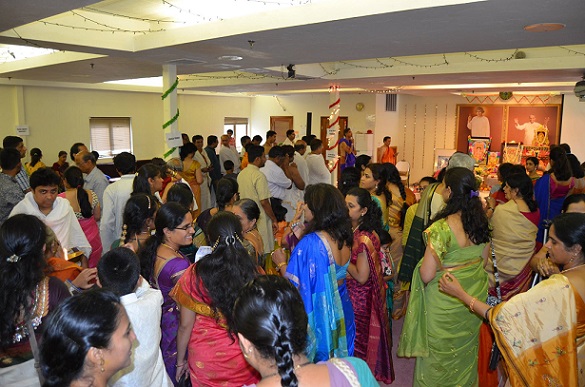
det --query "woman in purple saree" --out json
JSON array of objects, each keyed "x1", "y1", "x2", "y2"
[{"x1": 139, "y1": 203, "x2": 193, "y2": 385}]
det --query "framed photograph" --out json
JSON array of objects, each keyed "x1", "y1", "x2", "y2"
[
  {"x1": 468, "y1": 137, "x2": 492, "y2": 165},
  {"x1": 434, "y1": 149, "x2": 456, "y2": 171},
  {"x1": 506, "y1": 105, "x2": 561, "y2": 146},
  {"x1": 456, "y1": 105, "x2": 505, "y2": 153},
  {"x1": 502, "y1": 142, "x2": 523, "y2": 164}
]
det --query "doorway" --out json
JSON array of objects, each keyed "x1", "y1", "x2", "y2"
[{"x1": 270, "y1": 116, "x2": 294, "y2": 144}]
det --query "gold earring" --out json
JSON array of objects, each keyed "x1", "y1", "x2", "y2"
[{"x1": 100, "y1": 358, "x2": 105, "y2": 373}]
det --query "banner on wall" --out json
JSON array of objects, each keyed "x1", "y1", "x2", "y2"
[
  {"x1": 165, "y1": 132, "x2": 183, "y2": 148},
  {"x1": 16, "y1": 125, "x2": 30, "y2": 136}
]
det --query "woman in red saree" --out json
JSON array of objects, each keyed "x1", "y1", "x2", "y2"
[
  {"x1": 171, "y1": 211, "x2": 260, "y2": 386},
  {"x1": 344, "y1": 187, "x2": 394, "y2": 384}
]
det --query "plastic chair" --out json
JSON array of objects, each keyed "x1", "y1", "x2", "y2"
[{"x1": 396, "y1": 160, "x2": 410, "y2": 187}]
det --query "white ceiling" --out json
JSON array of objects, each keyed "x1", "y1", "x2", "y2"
[{"x1": 0, "y1": 0, "x2": 584, "y2": 96}]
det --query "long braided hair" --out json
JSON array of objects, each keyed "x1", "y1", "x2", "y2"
[{"x1": 233, "y1": 276, "x2": 308, "y2": 387}]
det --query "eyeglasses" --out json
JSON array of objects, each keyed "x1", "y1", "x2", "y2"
[{"x1": 174, "y1": 222, "x2": 195, "y2": 231}]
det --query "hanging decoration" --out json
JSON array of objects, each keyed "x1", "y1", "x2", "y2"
[
  {"x1": 162, "y1": 77, "x2": 180, "y2": 158},
  {"x1": 559, "y1": 46, "x2": 585, "y2": 56},
  {"x1": 464, "y1": 49, "x2": 518, "y2": 62},
  {"x1": 388, "y1": 54, "x2": 449, "y2": 68},
  {"x1": 422, "y1": 104, "x2": 427, "y2": 168},
  {"x1": 326, "y1": 86, "x2": 341, "y2": 171},
  {"x1": 499, "y1": 91, "x2": 513, "y2": 100},
  {"x1": 463, "y1": 93, "x2": 556, "y2": 105}
]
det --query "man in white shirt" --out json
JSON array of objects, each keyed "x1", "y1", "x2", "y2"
[
  {"x1": 281, "y1": 129, "x2": 296, "y2": 146},
  {"x1": 261, "y1": 146, "x2": 292, "y2": 200},
  {"x1": 100, "y1": 152, "x2": 136, "y2": 252},
  {"x1": 75, "y1": 150, "x2": 109, "y2": 208},
  {"x1": 219, "y1": 134, "x2": 241, "y2": 174},
  {"x1": 514, "y1": 114, "x2": 549, "y2": 145},
  {"x1": 98, "y1": 248, "x2": 173, "y2": 387},
  {"x1": 294, "y1": 141, "x2": 309, "y2": 187},
  {"x1": 467, "y1": 106, "x2": 490, "y2": 137},
  {"x1": 305, "y1": 139, "x2": 332, "y2": 185},
  {"x1": 10, "y1": 167, "x2": 92, "y2": 258},
  {"x1": 282, "y1": 144, "x2": 307, "y2": 221}
]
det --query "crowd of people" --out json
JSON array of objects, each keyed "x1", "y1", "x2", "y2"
[{"x1": 1, "y1": 130, "x2": 585, "y2": 387}]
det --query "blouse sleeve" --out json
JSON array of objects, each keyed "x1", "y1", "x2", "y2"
[
  {"x1": 423, "y1": 220, "x2": 450, "y2": 263},
  {"x1": 170, "y1": 264, "x2": 198, "y2": 311}
]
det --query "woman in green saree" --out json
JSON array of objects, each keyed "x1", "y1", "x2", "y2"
[{"x1": 398, "y1": 167, "x2": 490, "y2": 386}]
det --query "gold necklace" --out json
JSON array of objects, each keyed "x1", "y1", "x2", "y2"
[
  {"x1": 161, "y1": 243, "x2": 179, "y2": 255},
  {"x1": 562, "y1": 263, "x2": 585, "y2": 274},
  {"x1": 262, "y1": 360, "x2": 312, "y2": 379}
]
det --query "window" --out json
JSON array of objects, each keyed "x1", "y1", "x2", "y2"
[
  {"x1": 89, "y1": 117, "x2": 132, "y2": 158},
  {"x1": 224, "y1": 117, "x2": 248, "y2": 152}
]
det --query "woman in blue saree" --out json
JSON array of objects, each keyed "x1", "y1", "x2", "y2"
[
  {"x1": 534, "y1": 146, "x2": 574, "y2": 242},
  {"x1": 272, "y1": 183, "x2": 355, "y2": 362}
]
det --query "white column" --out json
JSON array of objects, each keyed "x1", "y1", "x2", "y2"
[{"x1": 162, "y1": 64, "x2": 179, "y2": 158}]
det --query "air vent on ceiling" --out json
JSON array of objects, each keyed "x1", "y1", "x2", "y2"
[
  {"x1": 167, "y1": 58, "x2": 207, "y2": 66},
  {"x1": 385, "y1": 94, "x2": 397, "y2": 112}
]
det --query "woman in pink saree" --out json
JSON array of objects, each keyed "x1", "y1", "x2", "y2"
[
  {"x1": 59, "y1": 166, "x2": 102, "y2": 267},
  {"x1": 345, "y1": 187, "x2": 394, "y2": 383}
]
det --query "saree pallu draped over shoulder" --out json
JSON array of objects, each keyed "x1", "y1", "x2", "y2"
[
  {"x1": 170, "y1": 264, "x2": 260, "y2": 387},
  {"x1": 285, "y1": 232, "x2": 351, "y2": 362},
  {"x1": 490, "y1": 274, "x2": 585, "y2": 387},
  {"x1": 346, "y1": 230, "x2": 394, "y2": 384},
  {"x1": 398, "y1": 219, "x2": 487, "y2": 387}
]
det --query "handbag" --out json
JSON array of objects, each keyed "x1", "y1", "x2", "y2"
[
  {"x1": 486, "y1": 240, "x2": 502, "y2": 371},
  {"x1": 177, "y1": 373, "x2": 192, "y2": 387},
  {"x1": 26, "y1": 320, "x2": 44, "y2": 385}
]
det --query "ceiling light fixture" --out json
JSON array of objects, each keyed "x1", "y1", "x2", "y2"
[
  {"x1": 217, "y1": 55, "x2": 243, "y2": 61},
  {"x1": 524, "y1": 23, "x2": 565, "y2": 32}
]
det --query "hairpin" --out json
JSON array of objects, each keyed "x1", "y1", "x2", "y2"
[
  {"x1": 211, "y1": 237, "x2": 220, "y2": 251},
  {"x1": 470, "y1": 190, "x2": 479, "y2": 198},
  {"x1": 6, "y1": 254, "x2": 21, "y2": 263},
  {"x1": 121, "y1": 224, "x2": 128, "y2": 242}
]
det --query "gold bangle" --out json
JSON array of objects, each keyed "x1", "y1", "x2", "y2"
[
  {"x1": 276, "y1": 262, "x2": 287, "y2": 270},
  {"x1": 469, "y1": 297, "x2": 477, "y2": 312}
]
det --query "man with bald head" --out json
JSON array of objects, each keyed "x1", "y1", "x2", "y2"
[
  {"x1": 75, "y1": 150, "x2": 109, "y2": 207},
  {"x1": 219, "y1": 134, "x2": 240, "y2": 174}
]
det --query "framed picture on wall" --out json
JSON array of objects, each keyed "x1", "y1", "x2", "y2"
[
  {"x1": 456, "y1": 105, "x2": 505, "y2": 153},
  {"x1": 434, "y1": 149, "x2": 456, "y2": 171},
  {"x1": 506, "y1": 105, "x2": 561, "y2": 146}
]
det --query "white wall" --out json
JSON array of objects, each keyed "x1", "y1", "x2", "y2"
[
  {"x1": 393, "y1": 94, "x2": 463, "y2": 183},
  {"x1": 250, "y1": 93, "x2": 376, "y2": 140},
  {"x1": 2, "y1": 84, "x2": 584, "y2": 182},
  {"x1": 560, "y1": 95, "x2": 585, "y2": 162},
  {"x1": 0, "y1": 85, "x2": 251, "y2": 162}
]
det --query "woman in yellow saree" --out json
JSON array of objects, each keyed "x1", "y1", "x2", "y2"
[
  {"x1": 398, "y1": 168, "x2": 490, "y2": 386},
  {"x1": 439, "y1": 212, "x2": 585, "y2": 386}
]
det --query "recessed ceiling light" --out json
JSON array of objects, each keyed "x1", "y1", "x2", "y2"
[
  {"x1": 524, "y1": 23, "x2": 565, "y2": 32},
  {"x1": 217, "y1": 55, "x2": 243, "y2": 61}
]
